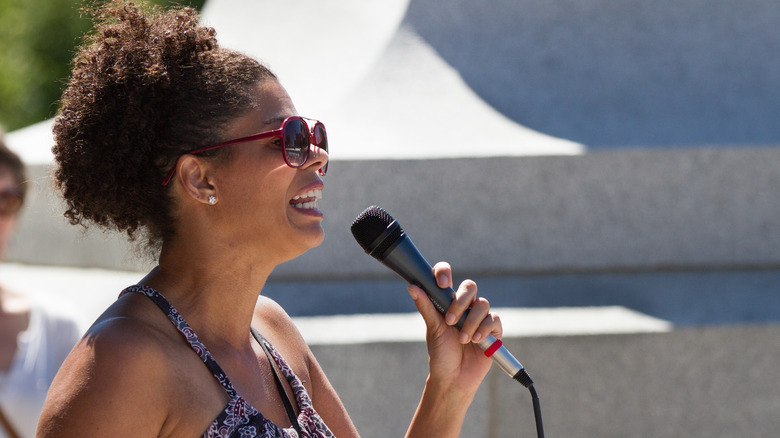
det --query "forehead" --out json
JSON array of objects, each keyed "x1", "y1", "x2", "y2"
[
  {"x1": 223, "y1": 80, "x2": 297, "y2": 139},
  {"x1": 250, "y1": 79, "x2": 297, "y2": 127}
]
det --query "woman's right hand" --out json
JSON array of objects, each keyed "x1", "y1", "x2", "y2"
[{"x1": 405, "y1": 262, "x2": 502, "y2": 438}]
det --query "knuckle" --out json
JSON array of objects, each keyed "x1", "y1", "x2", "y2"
[
  {"x1": 463, "y1": 279, "x2": 477, "y2": 290},
  {"x1": 473, "y1": 296, "x2": 490, "y2": 309}
]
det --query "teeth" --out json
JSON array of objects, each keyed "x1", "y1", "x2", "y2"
[
  {"x1": 292, "y1": 189, "x2": 322, "y2": 201},
  {"x1": 291, "y1": 188, "x2": 322, "y2": 209},
  {"x1": 293, "y1": 200, "x2": 319, "y2": 209}
]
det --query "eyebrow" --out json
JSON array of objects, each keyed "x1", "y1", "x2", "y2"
[{"x1": 262, "y1": 116, "x2": 288, "y2": 127}]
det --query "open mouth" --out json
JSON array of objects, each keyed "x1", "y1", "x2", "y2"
[{"x1": 290, "y1": 188, "x2": 322, "y2": 210}]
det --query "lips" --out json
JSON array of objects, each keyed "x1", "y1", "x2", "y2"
[{"x1": 290, "y1": 188, "x2": 322, "y2": 210}]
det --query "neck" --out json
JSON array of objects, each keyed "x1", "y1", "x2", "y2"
[{"x1": 142, "y1": 239, "x2": 278, "y2": 349}]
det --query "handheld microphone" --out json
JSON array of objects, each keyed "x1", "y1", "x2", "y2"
[{"x1": 350, "y1": 205, "x2": 534, "y2": 388}]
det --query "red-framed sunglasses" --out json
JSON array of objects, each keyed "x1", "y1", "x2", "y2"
[{"x1": 161, "y1": 116, "x2": 328, "y2": 186}]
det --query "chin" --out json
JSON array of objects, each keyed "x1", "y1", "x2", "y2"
[
  {"x1": 278, "y1": 235, "x2": 325, "y2": 266},
  {"x1": 289, "y1": 227, "x2": 325, "y2": 254},
  {"x1": 307, "y1": 228, "x2": 325, "y2": 248}
]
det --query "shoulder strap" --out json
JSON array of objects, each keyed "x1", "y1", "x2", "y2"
[
  {"x1": 122, "y1": 285, "x2": 239, "y2": 396},
  {"x1": 251, "y1": 327, "x2": 303, "y2": 436}
]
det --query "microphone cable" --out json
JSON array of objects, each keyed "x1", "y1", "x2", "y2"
[{"x1": 515, "y1": 369, "x2": 545, "y2": 438}]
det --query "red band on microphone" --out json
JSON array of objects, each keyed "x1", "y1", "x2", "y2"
[{"x1": 483, "y1": 339, "x2": 503, "y2": 357}]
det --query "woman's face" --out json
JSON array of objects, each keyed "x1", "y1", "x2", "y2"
[
  {"x1": 211, "y1": 79, "x2": 329, "y2": 263},
  {"x1": 0, "y1": 169, "x2": 20, "y2": 260}
]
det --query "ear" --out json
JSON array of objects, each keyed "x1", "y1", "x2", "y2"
[{"x1": 175, "y1": 155, "x2": 217, "y2": 205}]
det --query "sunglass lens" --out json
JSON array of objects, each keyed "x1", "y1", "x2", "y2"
[
  {"x1": 283, "y1": 119, "x2": 309, "y2": 167},
  {"x1": 313, "y1": 124, "x2": 327, "y2": 152},
  {"x1": 313, "y1": 123, "x2": 328, "y2": 175}
]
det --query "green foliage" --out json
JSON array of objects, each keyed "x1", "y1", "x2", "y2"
[{"x1": 0, "y1": 0, "x2": 207, "y2": 132}]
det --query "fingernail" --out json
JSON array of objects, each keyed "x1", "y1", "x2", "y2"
[
  {"x1": 472, "y1": 332, "x2": 483, "y2": 342},
  {"x1": 438, "y1": 274, "x2": 448, "y2": 286},
  {"x1": 445, "y1": 312, "x2": 456, "y2": 325},
  {"x1": 407, "y1": 287, "x2": 418, "y2": 300},
  {"x1": 459, "y1": 332, "x2": 470, "y2": 344}
]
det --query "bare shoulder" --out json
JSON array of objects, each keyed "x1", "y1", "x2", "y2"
[
  {"x1": 252, "y1": 295, "x2": 311, "y2": 365},
  {"x1": 38, "y1": 294, "x2": 195, "y2": 437},
  {"x1": 253, "y1": 295, "x2": 298, "y2": 333},
  {"x1": 252, "y1": 295, "x2": 311, "y2": 356}
]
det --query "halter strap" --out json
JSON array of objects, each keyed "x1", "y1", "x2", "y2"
[
  {"x1": 252, "y1": 327, "x2": 303, "y2": 436},
  {"x1": 121, "y1": 285, "x2": 238, "y2": 396}
]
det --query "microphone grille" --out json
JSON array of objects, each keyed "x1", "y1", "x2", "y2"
[{"x1": 350, "y1": 205, "x2": 397, "y2": 251}]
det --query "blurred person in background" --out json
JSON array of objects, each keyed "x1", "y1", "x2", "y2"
[{"x1": 0, "y1": 133, "x2": 81, "y2": 438}]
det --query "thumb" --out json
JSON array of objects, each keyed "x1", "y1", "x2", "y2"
[{"x1": 408, "y1": 284, "x2": 445, "y2": 332}]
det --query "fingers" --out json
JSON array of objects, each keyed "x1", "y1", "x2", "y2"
[
  {"x1": 456, "y1": 296, "x2": 496, "y2": 344},
  {"x1": 433, "y1": 261, "x2": 468, "y2": 326},
  {"x1": 432, "y1": 262, "x2": 453, "y2": 289},
  {"x1": 432, "y1": 262, "x2": 501, "y2": 345},
  {"x1": 475, "y1": 310, "x2": 502, "y2": 342},
  {"x1": 413, "y1": 262, "x2": 504, "y2": 346},
  {"x1": 444, "y1": 278, "x2": 477, "y2": 327}
]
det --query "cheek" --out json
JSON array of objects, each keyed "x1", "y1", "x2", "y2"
[
  {"x1": 229, "y1": 180, "x2": 284, "y2": 221},
  {"x1": 221, "y1": 160, "x2": 294, "y2": 216}
]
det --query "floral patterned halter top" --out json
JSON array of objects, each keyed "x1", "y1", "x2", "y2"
[{"x1": 122, "y1": 285, "x2": 335, "y2": 438}]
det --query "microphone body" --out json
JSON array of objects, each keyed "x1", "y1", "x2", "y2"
[
  {"x1": 351, "y1": 207, "x2": 533, "y2": 387},
  {"x1": 379, "y1": 234, "x2": 461, "y2": 321}
]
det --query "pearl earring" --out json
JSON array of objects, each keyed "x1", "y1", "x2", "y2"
[{"x1": 208, "y1": 195, "x2": 217, "y2": 205}]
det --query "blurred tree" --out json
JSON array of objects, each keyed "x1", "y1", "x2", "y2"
[{"x1": 0, "y1": 0, "x2": 207, "y2": 132}]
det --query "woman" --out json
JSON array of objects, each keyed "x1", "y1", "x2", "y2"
[
  {"x1": 0, "y1": 136, "x2": 80, "y2": 438},
  {"x1": 38, "y1": 2, "x2": 502, "y2": 437}
]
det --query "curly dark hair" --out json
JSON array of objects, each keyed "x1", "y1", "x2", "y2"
[{"x1": 53, "y1": 0, "x2": 276, "y2": 252}]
